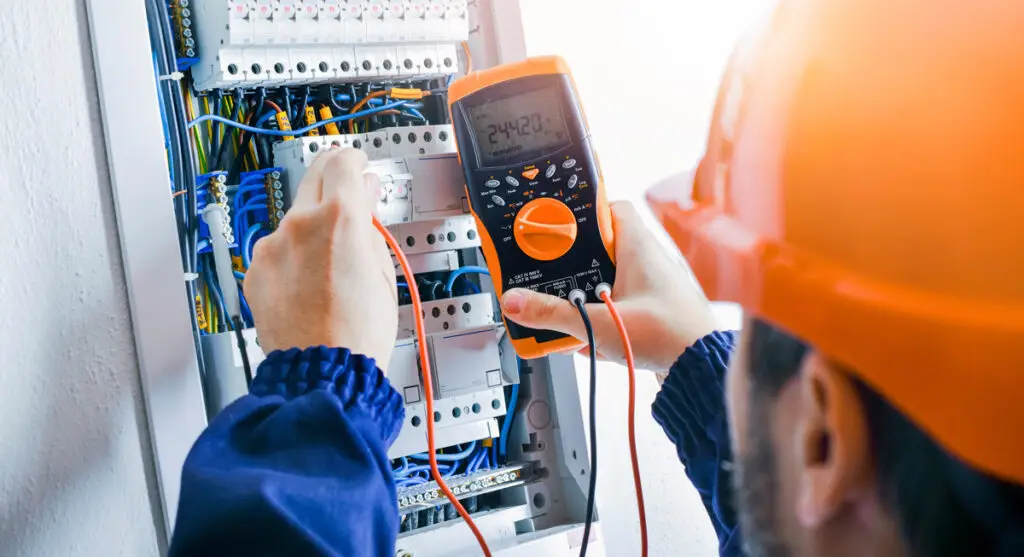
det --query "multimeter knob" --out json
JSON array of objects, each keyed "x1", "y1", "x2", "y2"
[{"x1": 513, "y1": 198, "x2": 578, "y2": 261}]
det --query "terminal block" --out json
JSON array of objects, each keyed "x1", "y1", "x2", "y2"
[
  {"x1": 196, "y1": 172, "x2": 233, "y2": 251},
  {"x1": 169, "y1": 0, "x2": 199, "y2": 70}
]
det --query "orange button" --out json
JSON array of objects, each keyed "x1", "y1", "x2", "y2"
[
  {"x1": 514, "y1": 198, "x2": 578, "y2": 261},
  {"x1": 521, "y1": 168, "x2": 540, "y2": 181}
]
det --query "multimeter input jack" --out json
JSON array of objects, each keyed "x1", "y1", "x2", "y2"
[{"x1": 568, "y1": 289, "x2": 586, "y2": 307}]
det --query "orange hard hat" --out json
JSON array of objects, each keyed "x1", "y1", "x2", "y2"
[{"x1": 647, "y1": 0, "x2": 1024, "y2": 484}]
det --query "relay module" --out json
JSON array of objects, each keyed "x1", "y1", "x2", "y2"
[{"x1": 87, "y1": 1, "x2": 606, "y2": 555}]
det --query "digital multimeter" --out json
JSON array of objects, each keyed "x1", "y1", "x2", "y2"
[{"x1": 449, "y1": 56, "x2": 616, "y2": 359}]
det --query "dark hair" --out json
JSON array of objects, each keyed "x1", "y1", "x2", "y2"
[{"x1": 746, "y1": 318, "x2": 1024, "y2": 557}]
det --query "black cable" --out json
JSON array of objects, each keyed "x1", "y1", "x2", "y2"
[
  {"x1": 573, "y1": 297, "x2": 599, "y2": 557},
  {"x1": 210, "y1": 90, "x2": 223, "y2": 160},
  {"x1": 282, "y1": 86, "x2": 293, "y2": 126},
  {"x1": 228, "y1": 90, "x2": 265, "y2": 182},
  {"x1": 232, "y1": 317, "x2": 254, "y2": 387},
  {"x1": 298, "y1": 85, "x2": 311, "y2": 127},
  {"x1": 215, "y1": 92, "x2": 244, "y2": 171}
]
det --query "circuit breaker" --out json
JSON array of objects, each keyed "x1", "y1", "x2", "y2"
[{"x1": 90, "y1": 1, "x2": 606, "y2": 555}]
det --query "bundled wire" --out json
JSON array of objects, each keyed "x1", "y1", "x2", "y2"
[
  {"x1": 146, "y1": 0, "x2": 208, "y2": 377},
  {"x1": 190, "y1": 100, "x2": 413, "y2": 137}
]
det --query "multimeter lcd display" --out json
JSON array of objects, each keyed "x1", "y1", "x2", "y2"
[{"x1": 469, "y1": 87, "x2": 570, "y2": 166}]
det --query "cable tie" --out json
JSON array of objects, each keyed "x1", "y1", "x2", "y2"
[
  {"x1": 159, "y1": 71, "x2": 185, "y2": 82},
  {"x1": 184, "y1": 272, "x2": 199, "y2": 282}
]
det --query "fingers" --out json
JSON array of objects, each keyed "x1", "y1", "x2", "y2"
[
  {"x1": 501, "y1": 289, "x2": 583, "y2": 337},
  {"x1": 501, "y1": 288, "x2": 615, "y2": 344},
  {"x1": 291, "y1": 148, "x2": 372, "y2": 215},
  {"x1": 321, "y1": 149, "x2": 374, "y2": 225},
  {"x1": 609, "y1": 200, "x2": 653, "y2": 245},
  {"x1": 290, "y1": 145, "x2": 335, "y2": 210}
]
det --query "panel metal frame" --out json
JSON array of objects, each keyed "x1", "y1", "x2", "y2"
[{"x1": 84, "y1": 0, "x2": 209, "y2": 541}]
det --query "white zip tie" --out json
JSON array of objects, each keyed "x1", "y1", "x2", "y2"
[
  {"x1": 159, "y1": 71, "x2": 185, "y2": 82},
  {"x1": 184, "y1": 272, "x2": 199, "y2": 282}
]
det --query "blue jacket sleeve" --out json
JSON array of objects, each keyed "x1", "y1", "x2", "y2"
[
  {"x1": 169, "y1": 346, "x2": 405, "y2": 557},
  {"x1": 651, "y1": 331, "x2": 743, "y2": 557}
]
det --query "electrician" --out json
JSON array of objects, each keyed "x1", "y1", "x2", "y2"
[{"x1": 169, "y1": 1, "x2": 1024, "y2": 556}]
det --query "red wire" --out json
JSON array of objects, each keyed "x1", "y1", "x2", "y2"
[
  {"x1": 373, "y1": 217, "x2": 493, "y2": 557},
  {"x1": 599, "y1": 291, "x2": 649, "y2": 557}
]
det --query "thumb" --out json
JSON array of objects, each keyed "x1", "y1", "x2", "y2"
[{"x1": 501, "y1": 289, "x2": 587, "y2": 340}]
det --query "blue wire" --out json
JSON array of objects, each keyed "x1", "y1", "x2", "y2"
[
  {"x1": 234, "y1": 271, "x2": 246, "y2": 281},
  {"x1": 467, "y1": 446, "x2": 488, "y2": 475},
  {"x1": 187, "y1": 100, "x2": 411, "y2": 137},
  {"x1": 445, "y1": 266, "x2": 490, "y2": 294},
  {"x1": 256, "y1": 110, "x2": 276, "y2": 127},
  {"x1": 203, "y1": 265, "x2": 230, "y2": 331},
  {"x1": 404, "y1": 107, "x2": 427, "y2": 121},
  {"x1": 499, "y1": 368, "x2": 522, "y2": 458},
  {"x1": 410, "y1": 441, "x2": 477, "y2": 462},
  {"x1": 234, "y1": 197, "x2": 268, "y2": 242},
  {"x1": 242, "y1": 223, "x2": 264, "y2": 269},
  {"x1": 397, "y1": 282, "x2": 408, "y2": 290},
  {"x1": 232, "y1": 185, "x2": 262, "y2": 241},
  {"x1": 197, "y1": 239, "x2": 210, "y2": 253},
  {"x1": 394, "y1": 463, "x2": 453, "y2": 478},
  {"x1": 397, "y1": 477, "x2": 429, "y2": 488},
  {"x1": 237, "y1": 282, "x2": 254, "y2": 326},
  {"x1": 234, "y1": 184, "x2": 268, "y2": 237},
  {"x1": 460, "y1": 278, "x2": 481, "y2": 295}
]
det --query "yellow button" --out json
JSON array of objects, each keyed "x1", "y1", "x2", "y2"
[
  {"x1": 514, "y1": 198, "x2": 578, "y2": 261},
  {"x1": 522, "y1": 168, "x2": 540, "y2": 181}
]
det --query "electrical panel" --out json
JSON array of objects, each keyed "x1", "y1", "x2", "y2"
[{"x1": 92, "y1": 0, "x2": 606, "y2": 554}]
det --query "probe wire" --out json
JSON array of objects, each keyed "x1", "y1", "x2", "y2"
[
  {"x1": 373, "y1": 216, "x2": 493, "y2": 557},
  {"x1": 573, "y1": 297, "x2": 599, "y2": 557},
  {"x1": 599, "y1": 290, "x2": 649, "y2": 557}
]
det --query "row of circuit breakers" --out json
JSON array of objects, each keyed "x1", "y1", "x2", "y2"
[{"x1": 182, "y1": 0, "x2": 469, "y2": 90}]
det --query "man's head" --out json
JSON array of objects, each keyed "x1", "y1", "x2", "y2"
[
  {"x1": 647, "y1": 1, "x2": 1024, "y2": 554},
  {"x1": 726, "y1": 318, "x2": 1024, "y2": 557}
]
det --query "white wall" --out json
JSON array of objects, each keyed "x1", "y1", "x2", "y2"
[
  {"x1": 519, "y1": 1, "x2": 769, "y2": 555},
  {"x1": 0, "y1": 1, "x2": 162, "y2": 556}
]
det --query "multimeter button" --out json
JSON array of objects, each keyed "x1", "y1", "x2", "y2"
[
  {"x1": 491, "y1": 195, "x2": 506, "y2": 206},
  {"x1": 485, "y1": 179, "x2": 501, "y2": 189},
  {"x1": 545, "y1": 164, "x2": 557, "y2": 178},
  {"x1": 567, "y1": 174, "x2": 578, "y2": 189},
  {"x1": 505, "y1": 176, "x2": 520, "y2": 187},
  {"x1": 514, "y1": 198, "x2": 578, "y2": 261},
  {"x1": 562, "y1": 159, "x2": 577, "y2": 169}
]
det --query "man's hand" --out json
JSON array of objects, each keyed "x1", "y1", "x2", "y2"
[
  {"x1": 500, "y1": 201, "x2": 719, "y2": 371},
  {"x1": 245, "y1": 148, "x2": 398, "y2": 371}
]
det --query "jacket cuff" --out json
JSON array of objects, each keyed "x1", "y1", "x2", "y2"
[
  {"x1": 652, "y1": 331, "x2": 737, "y2": 464},
  {"x1": 250, "y1": 346, "x2": 405, "y2": 446}
]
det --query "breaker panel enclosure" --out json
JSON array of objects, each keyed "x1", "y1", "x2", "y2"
[{"x1": 87, "y1": 0, "x2": 605, "y2": 555}]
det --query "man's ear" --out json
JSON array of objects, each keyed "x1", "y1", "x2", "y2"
[{"x1": 793, "y1": 354, "x2": 871, "y2": 528}]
